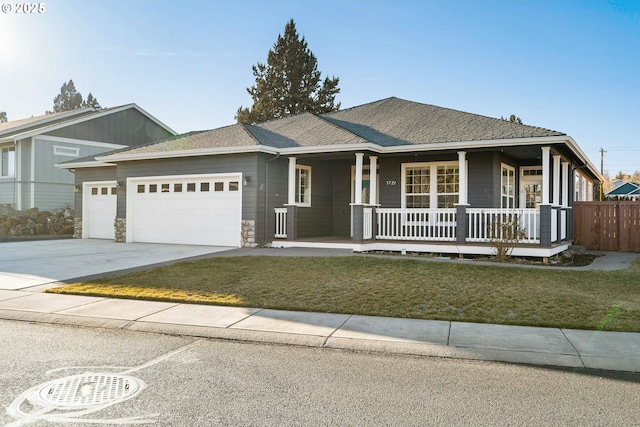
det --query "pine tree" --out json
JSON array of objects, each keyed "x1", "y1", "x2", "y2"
[
  {"x1": 236, "y1": 19, "x2": 340, "y2": 124},
  {"x1": 46, "y1": 80, "x2": 102, "y2": 114},
  {"x1": 0, "y1": 112, "x2": 7, "y2": 123}
]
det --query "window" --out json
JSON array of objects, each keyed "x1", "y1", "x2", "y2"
[
  {"x1": 161, "y1": 183, "x2": 170, "y2": 193},
  {"x1": 200, "y1": 182, "x2": 210, "y2": 192},
  {"x1": 149, "y1": 184, "x2": 157, "y2": 193},
  {"x1": 137, "y1": 185, "x2": 145, "y2": 193},
  {"x1": 174, "y1": 183, "x2": 182, "y2": 192},
  {"x1": 1, "y1": 147, "x2": 15, "y2": 177},
  {"x1": 295, "y1": 165, "x2": 311, "y2": 206},
  {"x1": 91, "y1": 187, "x2": 98, "y2": 195},
  {"x1": 214, "y1": 182, "x2": 224, "y2": 192},
  {"x1": 53, "y1": 145, "x2": 80, "y2": 157},
  {"x1": 501, "y1": 164, "x2": 515, "y2": 208},
  {"x1": 402, "y1": 162, "x2": 459, "y2": 209},
  {"x1": 229, "y1": 181, "x2": 239, "y2": 191},
  {"x1": 187, "y1": 183, "x2": 196, "y2": 192}
]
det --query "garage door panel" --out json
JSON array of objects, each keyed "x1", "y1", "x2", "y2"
[
  {"x1": 131, "y1": 175, "x2": 242, "y2": 246},
  {"x1": 86, "y1": 184, "x2": 117, "y2": 239}
]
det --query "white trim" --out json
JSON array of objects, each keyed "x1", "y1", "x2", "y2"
[
  {"x1": 82, "y1": 180, "x2": 117, "y2": 239},
  {"x1": 53, "y1": 145, "x2": 80, "y2": 158},
  {"x1": 0, "y1": 109, "x2": 92, "y2": 139},
  {"x1": 16, "y1": 141, "x2": 21, "y2": 210},
  {"x1": 35, "y1": 135, "x2": 127, "y2": 149},
  {"x1": 500, "y1": 163, "x2": 516, "y2": 209},
  {"x1": 125, "y1": 172, "x2": 242, "y2": 245},
  {"x1": 56, "y1": 161, "x2": 117, "y2": 169},
  {"x1": 30, "y1": 137, "x2": 35, "y2": 209},
  {"x1": 2, "y1": 104, "x2": 176, "y2": 142},
  {"x1": 369, "y1": 156, "x2": 378, "y2": 205},
  {"x1": 401, "y1": 161, "x2": 461, "y2": 209},
  {"x1": 272, "y1": 240, "x2": 570, "y2": 258},
  {"x1": 541, "y1": 147, "x2": 550, "y2": 205},
  {"x1": 287, "y1": 157, "x2": 296, "y2": 205},
  {"x1": 295, "y1": 164, "x2": 312, "y2": 207},
  {"x1": 354, "y1": 153, "x2": 364, "y2": 204},
  {"x1": 88, "y1": 132, "x2": 602, "y2": 182},
  {"x1": 457, "y1": 151, "x2": 467, "y2": 205},
  {"x1": 553, "y1": 155, "x2": 561, "y2": 206}
]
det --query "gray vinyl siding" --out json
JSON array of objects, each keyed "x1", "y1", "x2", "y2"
[
  {"x1": 74, "y1": 167, "x2": 117, "y2": 217},
  {"x1": 332, "y1": 160, "x2": 352, "y2": 236},
  {"x1": 34, "y1": 182, "x2": 75, "y2": 211},
  {"x1": 262, "y1": 156, "x2": 288, "y2": 243},
  {"x1": 0, "y1": 181, "x2": 18, "y2": 207},
  {"x1": 45, "y1": 109, "x2": 172, "y2": 146},
  {"x1": 296, "y1": 159, "x2": 336, "y2": 238},
  {"x1": 467, "y1": 152, "x2": 500, "y2": 208}
]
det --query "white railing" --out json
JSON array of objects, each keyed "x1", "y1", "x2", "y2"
[
  {"x1": 376, "y1": 208, "x2": 457, "y2": 241},
  {"x1": 466, "y1": 208, "x2": 540, "y2": 243},
  {"x1": 363, "y1": 207, "x2": 373, "y2": 240},
  {"x1": 274, "y1": 208, "x2": 287, "y2": 238}
]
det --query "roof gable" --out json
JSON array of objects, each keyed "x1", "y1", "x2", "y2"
[{"x1": 606, "y1": 182, "x2": 640, "y2": 196}]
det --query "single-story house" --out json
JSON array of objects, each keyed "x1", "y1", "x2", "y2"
[
  {"x1": 0, "y1": 104, "x2": 175, "y2": 212},
  {"x1": 605, "y1": 180, "x2": 640, "y2": 201},
  {"x1": 58, "y1": 97, "x2": 601, "y2": 259}
]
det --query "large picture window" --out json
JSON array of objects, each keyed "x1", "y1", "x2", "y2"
[
  {"x1": 402, "y1": 162, "x2": 459, "y2": 208},
  {"x1": 295, "y1": 165, "x2": 311, "y2": 207},
  {"x1": 501, "y1": 164, "x2": 515, "y2": 208},
  {"x1": 1, "y1": 147, "x2": 15, "y2": 177}
]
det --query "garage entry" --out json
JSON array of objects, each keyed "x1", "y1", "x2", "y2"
[
  {"x1": 127, "y1": 173, "x2": 242, "y2": 246},
  {"x1": 83, "y1": 181, "x2": 117, "y2": 239}
]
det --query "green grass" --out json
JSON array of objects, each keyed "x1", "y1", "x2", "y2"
[{"x1": 46, "y1": 256, "x2": 640, "y2": 332}]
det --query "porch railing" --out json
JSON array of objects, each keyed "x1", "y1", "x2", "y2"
[
  {"x1": 466, "y1": 208, "x2": 540, "y2": 243},
  {"x1": 274, "y1": 208, "x2": 287, "y2": 238},
  {"x1": 376, "y1": 208, "x2": 457, "y2": 241}
]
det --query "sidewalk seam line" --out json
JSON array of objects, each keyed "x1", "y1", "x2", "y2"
[
  {"x1": 322, "y1": 314, "x2": 353, "y2": 347},
  {"x1": 560, "y1": 328, "x2": 586, "y2": 368},
  {"x1": 226, "y1": 308, "x2": 265, "y2": 329},
  {"x1": 133, "y1": 303, "x2": 180, "y2": 322}
]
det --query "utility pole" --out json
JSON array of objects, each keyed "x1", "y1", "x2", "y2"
[{"x1": 600, "y1": 147, "x2": 606, "y2": 176}]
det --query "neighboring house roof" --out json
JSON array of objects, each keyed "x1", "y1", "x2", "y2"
[
  {"x1": 605, "y1": 181, "x2": 640, "y2": 197},
  {"x1": 0, "y1": 104, "x2": 176, "y2": 143}
]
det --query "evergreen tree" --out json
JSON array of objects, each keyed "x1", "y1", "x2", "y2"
[
  {"x1": 501, "y1": 114, "x2": 523, "y2": 124},
  {"x1": 0, "y1": 112, "x2": 7, "y2": 123},
  {"x1": 236, "y1": 19, "x2": 340, "y2": 124},
  {"x1": 46, "y1": 80, "x2": 101, "y2": 114}
]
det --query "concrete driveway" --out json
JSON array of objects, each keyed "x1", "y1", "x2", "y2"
[{"x1": 0, "y1": 239, "x2": 234, "y2": 291}]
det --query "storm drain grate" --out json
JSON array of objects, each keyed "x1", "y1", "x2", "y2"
[{"x1": 36, "y1": 373, "x2": 142, "y2": 408}]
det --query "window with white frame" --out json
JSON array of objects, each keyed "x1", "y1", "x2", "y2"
[
  {"x1": 53, "y1": 145, "x2": 80, "y2": 157},
  {"x1": 402, "y1": 162, "x2": 459, "y2": 208},
  {"x1": 1, "y1": 147, "x2": 15, "y2": 177},
  {"x1": 501, "y1": 164, "x2": 515, "y2": 208},
  {"x1": 295, "y1": 164, "x2": 311, "y2": 206}
]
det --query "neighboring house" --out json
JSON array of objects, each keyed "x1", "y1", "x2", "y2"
[
  {"x1": 59, "y1": 97, "x2": 601, "y2": 259},
  {"x1": 0, "y1": 105, "x2": 175, "y2": 212},
  {"x1": 605, "y1": 181, "x2": 640, "y2": 200}
]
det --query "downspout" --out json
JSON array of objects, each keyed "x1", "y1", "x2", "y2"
[{"x1": 261, "y1": 153, "x2": 281, "y2": 246}]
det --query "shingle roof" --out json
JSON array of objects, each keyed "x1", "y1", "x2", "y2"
[
  {"x1": 100, "y1": 97, "x2": 567, "y2": 159},
  {"x1": 322, "y1": 97, "x2": 565, "y2": 145}
]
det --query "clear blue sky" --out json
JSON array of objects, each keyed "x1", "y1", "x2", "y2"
[{"x1": 1, "y1": 0, "x2": 638, "y2": 176}]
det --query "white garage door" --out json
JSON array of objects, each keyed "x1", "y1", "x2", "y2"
[
  {"x1": 84, "y1": 182, "x2": 117, "y2": 239},
  {"x1": 129, "y1": 174, "x2": 242, "y2": 246}
]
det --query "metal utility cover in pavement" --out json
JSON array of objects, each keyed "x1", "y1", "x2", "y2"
[{"x1": 36, "y1": 373, "x2": 143, "y2": 408}]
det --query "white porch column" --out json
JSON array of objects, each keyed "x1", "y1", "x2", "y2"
[
  {"x1": 553, "y1": 155, "x2": 561, "y2": 206},
  {"x1": 369, "y1": 156, "x2": 378, "y2": 205},
  {"x1": 541, "y1": 147, "x2": 550, "y2": 205},
  {"x1": 354, "y1": 153, "x2": 364, "y2": 204},
  {"x1": 457, "y1": 151, "x2": 468, "y2": 205},
  {"x1": 287, "y1": 157, "x2": 297, "y2": 205},
  {"x1": 561, "y1": 161, "x2": 569, "y2": 207}
]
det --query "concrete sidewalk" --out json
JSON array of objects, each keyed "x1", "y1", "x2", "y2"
[{"x1": 0, "y1": 289, "x2": 639, "y2": 373}]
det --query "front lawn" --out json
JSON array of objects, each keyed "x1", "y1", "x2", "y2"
[{"x1": 47, "y1": 256, "x2": 640, "y2": 332}]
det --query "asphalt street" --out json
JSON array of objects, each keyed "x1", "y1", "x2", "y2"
[{"x1": 1, "y1": 320, "x2": 639, "y2": 427}]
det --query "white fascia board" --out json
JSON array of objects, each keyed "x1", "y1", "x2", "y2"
[
  {"x1": 0, "y1": 109, "x2": 93, "y2": 139},
  {"x1": 33, "y1": 135, "x2": 127, "y2": 149},
  {"x1": 56, "y1": 161, "x2": 117, "y2": 169},
  {"x1": 1, "y1": 104, "x2": 177, "y2": 142},
  {"x1": 97, "y1": 145, "x2": 279, "y2": 162},
  {"x1": 564, "y1": 136, "x2": 603, "y2": 181},
  {"x1": 278, "y1": 142, "x2": 383, "y2": 155}
]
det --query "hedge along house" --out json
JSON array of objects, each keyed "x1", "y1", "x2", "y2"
[
  {"x1": 59, "y1": 98, "x2": 601, "y2": 259},
  {"x1": 0, "y1": 104, "x2": 176, "y2": 212}
]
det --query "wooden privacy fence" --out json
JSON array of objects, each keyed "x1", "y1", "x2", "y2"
[{"x1": 574, "y1": 202, "x2": 640, "y2": 251}]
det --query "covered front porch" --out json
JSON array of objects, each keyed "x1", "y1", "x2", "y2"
[{"x1": 271, "y1": 147, "x2": 574, "y2": 260}]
